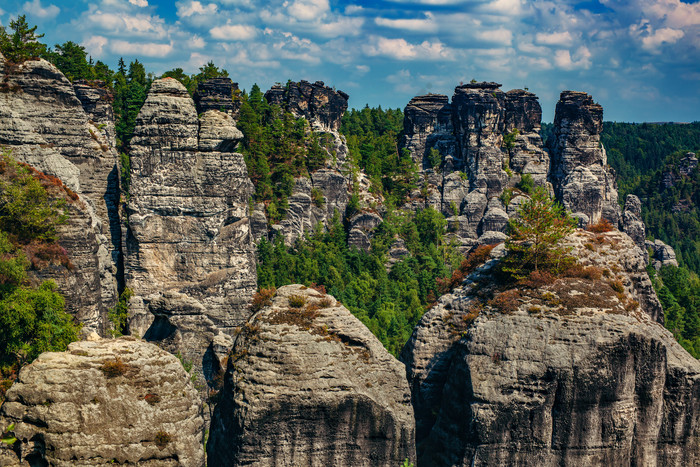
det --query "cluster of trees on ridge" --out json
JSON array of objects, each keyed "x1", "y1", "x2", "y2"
[{"x1": 1, "y1": 16, "x2": 699, "y2": 360}]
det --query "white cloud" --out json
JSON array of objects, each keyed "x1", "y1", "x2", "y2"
[
  {"x1": 535, "y1": 31, "x2": 574, "y2": 47},
  {"x1": 176, "y1": 1, "x2": 218, "y2": 17},
  {"x1": 87, "y1": 12, "x2": 167, "y2": 38},
  {"x1": 475, "y1": 28, "x2": 512, "y2": 45},
  {"x1": 111, "y1": 40, "x2": 173, "y2": 57},
  {"x1": 478, "y1": 0, "x2": 523, "y2": 16},
  {"x1": 315, "y1": 16, "x2": 364, "y2": 37},
  {"x1": 375, "y1": 14, "x2": 437, "y2": 33},
  {"x1": 82, "y1": 35, "x2": 109, "y2": 56},
  {"x1": 356, "y1": 64, "x2": 369, "y2": 73},
  {"x1": 641, "y1": 27, "x2": 685, "y2": 51},
  {"x1": 553, "y1": 46, "x2": 592, "y2": 70},
  {"x1": 210, "y1": 23, "x2": 257, "y2": 40},
  {"x1": 286, "y1": 0, "x2": 330, "y2": 21},
  {"x1": 129, "y1": 0, "x2": 148, "y2": 6},
  {"x1": 363, "y1": 36, "x2": 453, "y2": 60},
  {"x1": 22, "y1": 0, "x2": 60, "y2": 19}
]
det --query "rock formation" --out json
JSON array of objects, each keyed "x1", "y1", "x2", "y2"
[
  {"x1": 0, "y1": 337, "x2": 205, "y2": 466},
  {"x1": 264, "y1": 80, "x2": 348, "y2": 132},
  {"x1": 401, "y1": 230, "x2": 695, "y2": 466},
  {"x1": 550, "y1": 91, "x2": 621, "y2": 225},
  {"x1": 0, "y1": 54, "x2": 120, "y2": 333},
  {"x1": 647, "y1": 239, "x2": 679, "y2": 270},
  {"x1": 208, "y1": 284, "x2": 415, "y2": 466},
  {"x1": 193, "y1": 77, "x2": 241, "y2": 118},
  {"x1": 125, "y1": 78, "x2": 257, "y2": 380},
  {"x1": 400, "y1": 83, "x2": 549, "y2": 249}
]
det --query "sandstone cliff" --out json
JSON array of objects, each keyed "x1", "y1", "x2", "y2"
[
  {"x1": 398, "y1": 84, "x2": 623, "y2": 253},
  {"x1": 402, "y1": 230, "x2": 697, "y2": 466},
  {"x1": 125, "y1": 78, "x2": 257, "y2": 381},
  {"x1": 208, "y1": 284, "x2": 415, "y2": 466},
  {"x1": 0, "y1": 53, "x2": 120, "y2": 333},
  {"x1": 0, "y1": 337, "x2": 205, "y2": 466}
]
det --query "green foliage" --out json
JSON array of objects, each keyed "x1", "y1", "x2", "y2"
[
  {"x1": 428, "y1": 147, "x2": 442, "y2": 171},
  {"x1": 120, "y1": 153, "x2": 131, "y2": 196},
  {"x1": 257, "y1": 209, "x2": 451, "y2": 356},
  {"x1": 500, "y1": 188, "x2": 514, "y2": 207},
  {"x1": 503, "y1": 128, "x2": 519, "y2": 151},
  {"x1": 113, "y1": 59, "x2": 150, "y2": 153},
  {"x1": 107, "y1": 288, "x2": 133, "y2": 337},
  {"x1": 649, "y1": 265, "x2": 700, "y2": 358},
  {"x1": 0, "y1": 15, "x2": 46, "y2": 63},
  {"x1": 0, "y1": 154, "x2": 67, "y2": 243},
  {"x1": 236, "y1": 84, "x2": 330, "y2": 222},
  {"x1": 501, "y1": 187, "x2": 577, "y2": 281},
  {"x1": 341, "y1": 106, "x2": 417, "y2": 206},
  {"x1": 516, "y1": 173, "x2": 535, "y2": 194}
]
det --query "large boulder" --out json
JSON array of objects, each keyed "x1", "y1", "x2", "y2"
[
  {"x1": 402, "y1": 230, "x2": 693, "y2": 466},
  {"x1": 0, "y1": 337, "x2": 205, "y2": 466},
  {"x1": 208, "y1": 284, "x2": 415, "y2": 466}
]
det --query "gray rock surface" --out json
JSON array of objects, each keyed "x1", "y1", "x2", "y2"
[
  {"x1": 193, "y1": 77, "x2": 240, "y2": 118},
  {"x1": 400, "y1": 83, "x2": 551, "y2": 248},
  {"x1": 646, "y1": 238, "x2": 679, "y2": 270},
  {"x1": 0, "y1": 55, "x2": 119, "y2": 333},
  {"x1": 208, "y1": 284, "x2": 415, "y2": 466},
  {"x1": 0, "y1": 337, "x2": 205, "y2": 466},
  {"x1": 550, "y1": 91, "x2": 621, "y2": 226},
  {"x1": 402, "y1": 230, "x2": 685, "y2": 465},
  {"x1": 125, "y1": 78, "x2": 257, "y2": 380},
  {"x1": 622, "y1": 194, "x2": 646, "y2": 254}
]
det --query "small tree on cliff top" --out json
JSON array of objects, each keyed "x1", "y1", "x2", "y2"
[
  {"x1": 501, "y1": 187, "x2": 577, "y2": 281},
  {"x1": 0, "y1": 15, "x2": 46, "y2": 63}
]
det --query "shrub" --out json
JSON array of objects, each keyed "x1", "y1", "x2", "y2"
[
  {"x1": 520, "y1": 269, "x2": 556, "y2": 288},
  {"x1": 288, "y1": 294, "x2": 307, "y2": 308},
  {"x1": 438, "y1": 244, "x2": 496, "y2": 294},
  {"x1": 100, "y1": 357, "x2": 128, "y2": 378},
  {"x1": 587, "y1": 218, "x2": 615, "y2": 233},
  {"x1": 610, "y1": 279, "x2": 625, "y2": 294},
  {"x1": 516, "y1": 173, "x2": 534, "y2": 194},
  {"x1": 108, "y1": 288, "x2": 132, "y2": 338},
  {"x1": 488, "y1": 289, "x2": 521, "y2": 313},
  {"x1": 154, "y1": 431, "x2": 171, "y2": 449},
  {"x1": 250, "y1": 287, "x2": 276, "y2": 312},
  {"x1": 318, "y1": 297, "x2": 334, "y2": 308},
  {"x1": 311, "y1": 188, "x2": 325, "y2": 208}
]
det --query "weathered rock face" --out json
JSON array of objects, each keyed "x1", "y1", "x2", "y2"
[
  {"x1": 402, "y1": 231, "x2": 695, "y2": 466},
  {"x1": 0, "y1": 337, "x2": 205, "y2": 466},
  {"x1": 264, "y1": 80, "x2": 349, "y2": 132},
  {"x1": 622, "y1": 194, "x2": 646, "y2": 254},
  {"x1": 125, "y1": 78, "x2": 257, "y2": 379},
  {"x1": 550, "y1": 91, "x2": 621, "y2": 225},
  {"x1": 0, "y1": 55, "x2": 119, "y2": 333},
  {"x1": 208, "y1": 284, "x2": 415, "y2": 466},
  {"x1": 646, "y1": 238, "x2": 679, "y2": 270},
  {"x1": 400, "y1": 83, "x2": 549, "y2": 249},
  {"x1": 193, "y1": 77, "x2": 241, "y2": 118}
]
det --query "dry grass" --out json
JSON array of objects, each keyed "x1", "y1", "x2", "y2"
[
  {"x1": 100, "y1": 357, "x2": 129, "y2": 378},
  {"x1": 250, "y1": 287, "x2": 276, "y2": 312},
  {"x1": 586, "y1": 218, "x2": 615, "y2": 233},
  {"x1": 287, "y1": 294, "x2": 307, "y2": 308}
]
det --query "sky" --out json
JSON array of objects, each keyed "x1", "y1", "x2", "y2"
[{"x1": 1, "y1": 0, "x2": 699, "y2": 122}]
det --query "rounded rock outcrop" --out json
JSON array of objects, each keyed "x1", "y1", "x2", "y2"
[
  {"x1": 0, "y1": 337, "x2": 205, "y2": 466},
  {"x1": 207, "y1": 284, "x2": 415, "y2": 467}
]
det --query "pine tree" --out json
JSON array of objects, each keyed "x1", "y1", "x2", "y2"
[
  {"x1": 0, "y1": 15, "x2": 46, "y2": 63},
  {"x1": 501, "y1": 187, "x2": 577, "y2": 280}
]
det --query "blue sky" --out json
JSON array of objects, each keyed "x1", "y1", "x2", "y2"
[{"x1": 1, "y1": 0, "x2": 699, "y2": 122}]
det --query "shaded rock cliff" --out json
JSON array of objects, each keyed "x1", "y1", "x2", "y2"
[
  {"x1": 125, "y1": 78, "x2": 257, "y2": 380},
  {"x1": 0, "y1": 54, "x2": 120, "y2": 333},
  {"x1": 0, "y1": 337, "x2": 205, "y2": 466},
  {"x1": 264, "y1": 80, "x2": 348, "y2": 132},
  {"x1": 401, "y1": 230, "x2": 696, "y2": 466},
  {"x1": 208, "y1": 284, "x2": 415, "y2": 466},
  {"x1": 193, "y1": 77, "x2": 241, "y2": 118}
]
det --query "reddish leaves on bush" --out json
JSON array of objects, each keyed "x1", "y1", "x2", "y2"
[
  {"x1": 586, "y1": 218, "x2": 614, "y2": 233},
  {"x1": 437, "y1": 244, "x2": 496, "y2": 294}
]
